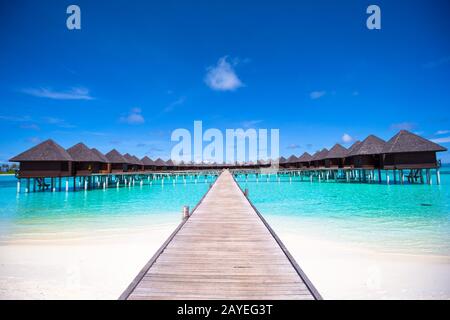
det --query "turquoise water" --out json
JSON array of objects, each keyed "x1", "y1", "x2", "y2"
[
  {"x1": 237, "y1": 168, "x2": 450, "y2": 256},
  {"x1": 1, "y1": 168, "x2": 449, "y2": 257},
  {"x1": 0, "y1": 174, "x2": 216, "y2": 242}
]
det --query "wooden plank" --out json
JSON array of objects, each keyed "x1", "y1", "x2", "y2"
[{"x1": 120, "y1": 169, "x2": 321, "y2": 300}]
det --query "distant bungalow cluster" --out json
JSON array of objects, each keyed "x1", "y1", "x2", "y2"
[{"x1": 9, "y1": 130, "x2": 447, "y2": 178}]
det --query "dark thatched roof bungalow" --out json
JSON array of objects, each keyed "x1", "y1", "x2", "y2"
[
  {"x1": 90, "y1": 148, "x2": 110, "y2": 173},
  {"x1": 66, "y1": 143, "x2": 106, "y2": 176},
  {"x1": 346, "y1": 135, "x2": 386, "y2": 169},
  {"x1": 297, "y1": 152, "x2": 313, "y2": 168},
  {"x1": 166, "y1": 159, "x2": 176, "y2": 170},
  {"x1": 153, "y1": 158, "x2": 167, "y2": 170},
  {"x1": 132, "y1": 155, "x2": 144, "y2": 171},
  {"x1": 286, "y1": 155, "x2": 299, "y2": 168},
  {"x1": 123, "y1": 153, "x2": 139, "y2": 171},
  {"x1": 278, "y1": 156, "x2": 287, "y2": 168},
  {"x1": 311, "y1": 148, "x2": 329, "y2": 168},
  {"x1": 343, "y1": 140, "x2": 361, "y2": 168},
  {"x1": 257, "y1": 159, "x2": 271, "y2": 168},
  {"x1": 9, "y1": 139, "x2": 73, "y2": 178},
  {"x1": 324, "y1": 144, "x2": 348, "y2": 168},
  {"x1": 105, "y1": 149, "x2": 128, "y2": 173},
  {"x1": 141, "y1": 156, "x2": 155, "y2": 171},
  {"x1": 382, "y1": 130, "x2": 447, "y2": 169}
]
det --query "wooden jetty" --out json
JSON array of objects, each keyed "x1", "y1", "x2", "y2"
[{"x1": 120, "y1": 169, "x2": 321, "y2": 300}]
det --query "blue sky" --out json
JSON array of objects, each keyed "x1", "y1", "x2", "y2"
[{"x1": 1, "y1": 0, "x2": 450, "y2": 162}]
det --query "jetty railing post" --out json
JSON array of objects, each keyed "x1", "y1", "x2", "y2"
[
  {"x1": 244, "y1": 188, "x2": 249, "y2": 197},
  {"x1": 182, "y1": 205, "x2": 190, "y2": 220}
]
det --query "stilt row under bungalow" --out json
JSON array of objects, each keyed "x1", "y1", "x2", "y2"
[{"x1": 9, "y1": 130, "x2": 447, "y2": 193}]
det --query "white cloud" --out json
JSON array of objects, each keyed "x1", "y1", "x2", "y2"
[
  {"x1": 241, "y1": 120, "x2": 263, "y2": 128},
  {"x1": 120, "y1": 108, "x2": 145, "y2": 125},
  {"x1": 423, "y1": 56, "x2": 450, "y2": 69},
  {"x1": 22, "y1": 87, "x2": 94, "y2": 100},
  {"x1": 164, "y1": 96, "x2": 186, "y2": 112},
  {"x1": 342, "y1": 133, "x2": 353, "y2": 143},
  {"x1": 390, "y1": 122, "x2": 416, "y2": 131},
  {"x1": 41, "y1": 117, "x2": 76, "y2": 128},
  {"x1": 205, "y1": 56, "x2": 244, "y2": 91},
  {"x1": 431, "y1": 136, "x2": 450, "y2": 143},
  {"x1": 286, "y1": 144, "x2": 301, "y2": 149},
  {"x1": 20, "y1": 124, "x2": 40, "y2": 130},
  {"x1": 26, "y1": 137, "x2": 41, "y2": 144},
  {"x1": 310, "y1": 91, "x2": 326, "y2": 100},
  {"x1": 436, "y1": 130, "x2": 449, "y2": 135}
]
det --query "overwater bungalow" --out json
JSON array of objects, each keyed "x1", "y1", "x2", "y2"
[
  {"x1": 346, "y1": 135, "x2": 386, "y2": 169},
  {"x1": 286, "y1": 155, "x2": 299, "y2": 169},
  {"x1": 311, "y1": 148, "x2": 329, "y2": 168},
  {"x1": 105, "y1": 149, "x2": 128, "y2": 173},
  {"x1": 90, "y1": 148, "x2": 110, "y2": 173},
  {"x1": 9, "y1": 139, "x2": 73, "y2": 178},
  {"x1": 297, "y1": 152, "x2": 313, "y2": 168},
  {"x1": 123, "y1": 153, "x2": 139, "y2": 171},
  {"x1": 66, "y1": 143, "x2": 106, "y2": 176},
  {"x1": 278, "y1": 156, "x2": 287, "y2": 168},
  {"x1": 343, "y1": 140, "x2": 361, "y2": 168},
  {"x1": 141, "y1": 156, "x2": 155, "y2": 171},
  {"x1": 382, "y1": 130, "x2": 447, "y2": 169},
  {"x1": 324, "y1": 144, "x2": 348, "y2": 168},
  {"x1": 132, "y1": 155, "x2": 144, "y2": 171},
  {"x1": 153, "y1": 158, "x2": 167, "y2": 170},
  {"x1": 166, "y1": 159, "x2": 176, "y2": 170}
]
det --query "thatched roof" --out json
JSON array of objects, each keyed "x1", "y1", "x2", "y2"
[
  {"x1": 348, "y1": 135, "x2": 386, "y2": 156},
  {"x1": 105, "y1": 149, "x2": 127, "y2": 164},
  {"x1": 10, "y1": 139, "x2": 72, "y2": 162},
  {"x1": 279, "y1": 156, "x2": 287, "y2": 164},
  {"x1": 91, "y1": 148, "x2": 109, "y2": 163},
  {"x1": 287, "y1": 155, "x2": 299, "y2": 163},
  {"x1": 345, "y1": 140, "x2": 361, "y2": 156},
  {"x1": 312, "y1": 148, "x2": 329, "y2": 161},
  {"x1": 67, "y1": 143, "x2": 104, "y2": 162},
  {"x1": 153, "y1": 158, "x2": 166, "y2": 166},
  {"x1": 141, "y1": 156, "x2": 154, "y2": 166},
  {"x1": 326, "y1": 144, "x2": 348, "y2": 159},
  {"x1": 132, "y1": 155, "x2": 143, "y2": 165},
  {"x1": 297, "y1": 152, "x2": 313, "y2": 162},
  {"x1": 166, "y1": 159, "x2": 175, "y2": 166},
  {"x1": 123, "y1": 153, "x2": 138, "y2": 165},
  {"x1": 382, "y1": 130, "x2": 447, "y2": 154}
]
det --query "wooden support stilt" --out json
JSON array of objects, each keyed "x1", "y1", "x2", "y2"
[
  {"x1": 17, "y1": 179, "x2": 21, "y2": 193},
  {"x1": 65, "y1": 179, "x2": 69, "y2": 192},
  {"x1": 436, "y1": 168, "x2": 441, "y2": 185}
]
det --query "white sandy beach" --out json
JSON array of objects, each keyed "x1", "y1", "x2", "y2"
[
  {"x1": 281, "y1": 232, "x2": 450, "y2": 299},
  {"x1": 0, "y1": 222, "x2": 449, "y2": 299},
  {"x1": 0, "y1": 224, "x2": 176, "y2": 299}
]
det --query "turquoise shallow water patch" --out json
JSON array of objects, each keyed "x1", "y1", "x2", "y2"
[
  {"x1": 237, "y1": 169, "x2": 450, "y2": 255},
  {"x1": 0, "y1": 174, "x2": 215, "y2": 241}
]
